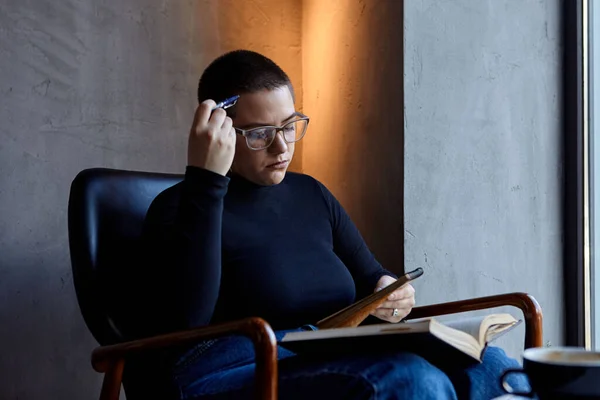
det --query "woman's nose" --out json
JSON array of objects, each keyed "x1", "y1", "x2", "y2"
[{"x1": 269, "y1": 131, "x2": 288, "y2": 153}]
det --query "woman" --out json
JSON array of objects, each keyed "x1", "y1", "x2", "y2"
[{"x1": 140, "y1": 49, "x2": 526, "y2": 399}]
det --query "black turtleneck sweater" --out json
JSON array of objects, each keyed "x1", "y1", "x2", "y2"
[{"x1": 140, "y1": 166, "x2": 395, "y2": 335}]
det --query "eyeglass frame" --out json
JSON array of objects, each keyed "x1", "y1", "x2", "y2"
[{"x1": 233, "y1": 112, "x2": 310, "y2": 150}]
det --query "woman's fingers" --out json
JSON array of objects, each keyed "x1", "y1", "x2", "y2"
[
  {"x1": 378, "y1": 296, "x2": 416, "y2": 310},
  {"x1": 386, "y1": 284, "x2": 415, "y2": 300},
  {"x1": 370, "y1": 306, "x2": 410, "y2": 322}
]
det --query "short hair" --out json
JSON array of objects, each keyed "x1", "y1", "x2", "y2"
[{"x1": 197, "y1": 50, "x2": 294, "y2": 115}]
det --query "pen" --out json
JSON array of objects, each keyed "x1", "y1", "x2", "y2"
[{"x1": 212, "y1": 95, "x2": 240, "y2": 111}]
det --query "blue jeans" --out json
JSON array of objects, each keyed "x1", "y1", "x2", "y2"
[{"x1": 172, "y1": 328, "x2": 529, "y2": 399}]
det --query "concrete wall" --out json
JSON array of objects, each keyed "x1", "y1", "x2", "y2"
[
  {"x1": 302, "y1": 0, "x2": 405, "y2": 273},
  {"x1": 404, "y1": 0, "x2": 563, "y2": 358},
  {"x1": 0, "y1": 1, "x2": 301, "y2": 398}
]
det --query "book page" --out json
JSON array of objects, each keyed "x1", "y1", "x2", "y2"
[
  {"x1": 436, "y1": 313, "x2": 519, "y2": 345},
  {"x1": 442, "y1": 315, "x2": 488, "y2": 343},
  {"x1": 483, "y1": 321, "x2": 521, "y2": 343},
  {"x1": 428, "y1": 318, "x2": 482, "y2": 361}
]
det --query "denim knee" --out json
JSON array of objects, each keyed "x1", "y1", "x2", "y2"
[
  {"x1": 482, "y1": 346, "x2": 530, "y2": 391},
  {"x1": 452, "y1": 346, "x2": 530, "y2": 400}
]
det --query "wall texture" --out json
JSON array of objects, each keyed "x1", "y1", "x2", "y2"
[
  {"x1": 0, "y1": 0, "x2": 301, "y2": 398},
  {"x1": 302, "y1": 0, "x2": 405, "y2": 274},
  {"x1": 404, "y1": 0, "x2": 563, "y2": 358}
]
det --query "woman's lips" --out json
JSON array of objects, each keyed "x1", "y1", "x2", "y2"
[{"x1": 267, "y1": 160, "x2": 289, "y2": 169}]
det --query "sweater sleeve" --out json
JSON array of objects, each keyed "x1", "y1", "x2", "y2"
[
  {"x1": 315, "y1": 181, "x2": 397, "y2": 299},
  {"x1": 140, "y1": 166, "x2": 229, "y2": 334}
]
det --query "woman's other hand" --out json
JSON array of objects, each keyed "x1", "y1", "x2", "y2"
[{"x1": 370, "y1": 275, "x2": 416, "y2": 323}]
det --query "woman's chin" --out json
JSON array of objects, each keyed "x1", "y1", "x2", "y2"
[{"x1": 260, "y1": 169, "x2": 287, "y2": 186}]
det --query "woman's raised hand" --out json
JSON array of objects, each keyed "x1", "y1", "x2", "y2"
[{"x1": 187, "y1": 100, "x2": 236, "y2": 176}]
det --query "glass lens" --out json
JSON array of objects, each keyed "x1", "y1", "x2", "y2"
[
  {"x1": 245, "y1": 127, "x2": 276, "y2": 149},
  {"x1": 282, "y1": 119, "x2": 308, "y2": 143}
]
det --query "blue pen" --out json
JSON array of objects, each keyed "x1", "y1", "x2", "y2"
[{"x1": 212, "y1": 95, "x2": 240, "y2": 111}]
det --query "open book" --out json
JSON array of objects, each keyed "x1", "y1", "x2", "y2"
[
  {"x1": 280, "y1": 313, "x2": 521, "y2": 363},
  {"x1": 277, "y1": 268, "x2": 521, "y2": 363}
]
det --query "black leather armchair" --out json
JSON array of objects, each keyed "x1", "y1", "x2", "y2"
[
  {"x1": 68, "y1": 167, "x2": 543, "y2": 400},
  {"x1": 68, "y1": 168, "x2": 279, "y2": 400}
]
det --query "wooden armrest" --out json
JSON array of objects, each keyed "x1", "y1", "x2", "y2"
[
  {"x1": 406, "y1": 292, "x2": 543, "y2": 349},
  {"x1": 92, "y1": 317, "x2": 277, "y2": 400}
]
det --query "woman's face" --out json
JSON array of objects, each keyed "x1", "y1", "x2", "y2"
[{"x1": 231, "y1": 86, "x2": 296, "y2": 186}]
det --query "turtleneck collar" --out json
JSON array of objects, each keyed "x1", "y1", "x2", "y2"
[{"x1": 226, "y1": 171, "x2": 285, "y2": 193}]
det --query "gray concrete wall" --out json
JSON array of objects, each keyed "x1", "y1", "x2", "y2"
[
  {"x1": 0, "y1": 0, "x2": 301, "y2": 398},
  {"x1": 404, "y1": 0, "x2": 563, "y2": 359}
]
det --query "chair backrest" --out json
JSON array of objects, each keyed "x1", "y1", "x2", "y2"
[{"x1": 68, "y1": 168, "x2": 183, "y2": 345}]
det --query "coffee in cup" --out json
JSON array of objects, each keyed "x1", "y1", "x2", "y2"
[{"x1": 501, "y1": 346, "x2": 600, "y2": 399}]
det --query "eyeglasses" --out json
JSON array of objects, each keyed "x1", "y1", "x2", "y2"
[{"x1": 234, "y1": 113, "x2": 310, "y2": 150}]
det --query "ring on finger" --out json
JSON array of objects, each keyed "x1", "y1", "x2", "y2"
[{"x1": 392, "y1": 308, "x2": 399, "y2": 317}]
